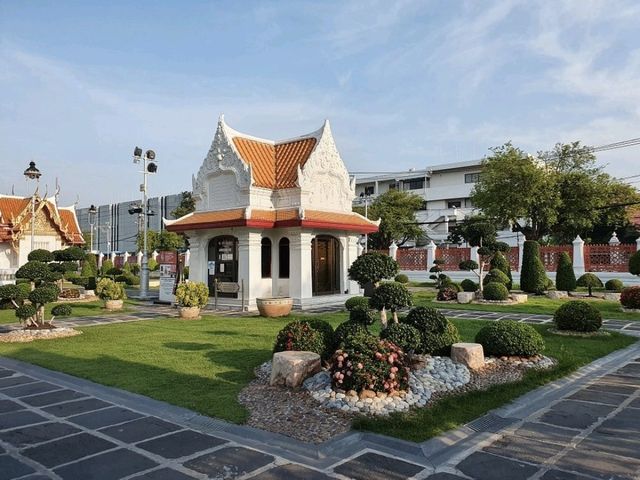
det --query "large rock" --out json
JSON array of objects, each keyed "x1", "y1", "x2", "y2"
[
  {"x1": 270, "y1": 351, "x2": 321, "y2": 388},
  {"x1": 604, "y1": 292, "x2": 621, "y2": 302},
  {"x1": 451, "y1": 343, "x2": 484, "y2": 371},
  {"x1": 511, "y1": 293, "x2": 528, "y2": 304},
  {"x1": 457, "y1": 292, "x2": 474, "y2": 304},
  {"x1": 546, "y1": 290, "x2": 568, "y2": 300}
]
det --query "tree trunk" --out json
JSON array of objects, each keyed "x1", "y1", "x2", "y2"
[{"x1": 380, "y1": 307, "x2": 388, "y2": 329}]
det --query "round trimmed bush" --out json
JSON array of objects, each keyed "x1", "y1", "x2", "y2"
[
  {"x1": 475, "y1": 321, "x2": 545, "y2": 356},
  {"x1": 29, "y1": 284, "x2": 60, "y2": 305},
  {"x1": 348, "y1": 252, "x2": 399, "y2": 287},
  {"x1": 273, "y1": 320, "x2": 325, "y2": 357},
  {"x1": 621, "y1": 286, "x2": 640, "y2": 309},
  {"x1": 461, "y1": 279, "x2": 478, "y2": 292},
  {"x1": 489, "y1": 251, "x2": 513, "y2": 289},
  {"x1": 380, "y1": 323, "x2": 421, "y2": 352},
  {"x1": 305, "y1": 319, "x2": 335, "y2": 359},
  {"x1": 348, "y1": 305, "x2": 377, "y2": 326},
  {"x1": 437, "y1": 287, "x2": 458, "y2": 301},
  {"x1": 483, "y1": 282, "x2": 509, "y2": 301},
  {"x1": 629, "y1": 250, "x2": 640, "y2": 276},
  {"x1": 345, "y1": 296, "x2": 370, "y2": 311},
  {"x1": 394, "y1": 274, "x2": 409, "y2": 284},
  {"x1": 576, "y1": 273, "x2": 603, "y2": 296},
  {"x1": 51, "y1": 303, "x2": 73, "y2": 317},
  {"x1": 15, "y1": 304, "x2": 36, "y2": 321},
  {"x1": 28, "y1": 249, "x2": 54, "y2": 263},
  {"x1": 604, "y1": 279, "x2": 623, "y2": 292},
  {"x1": 553, "y1": 301, "x2": 602, "y2": 332},
  {"x1": 370, "y1": 282, "x2": 413, "y2": 314},
  {"x1": 333, "y1": 320, "x2": 369, "y2": 349},
  {"x1": 402, "y1": 306, "x2": 460, "y2": 355},
  {"x1": 483, "y1": 269, "x2": 510, "y2": 287}
]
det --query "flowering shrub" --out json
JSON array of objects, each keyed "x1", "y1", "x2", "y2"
[
  {"x1": 59, "y1": 289, "x2": 81, "y2": 299},
  {"x1": 620, "y1": 286, "x2": 640, "y2": 309},
  {"x1": 437, "y1": 287, "x2": 458, "y2": 301},
  {"x1": 273, "y1": 320, "x2": 325, "y2": 357},
  {"x1": 330, "y1": 333, "x2": 410, "y2": 393}
]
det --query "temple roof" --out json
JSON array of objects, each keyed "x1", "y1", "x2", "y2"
[
  {"x1": 165, "y1": 207, "x2": 379, "y2": 233},
  {"x1": 0, "y1": 194, "x2": 85, "y2": 246}
]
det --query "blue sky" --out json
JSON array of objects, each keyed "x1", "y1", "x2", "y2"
[{"x1": 1, "y1": 0, "x2": 639, "y2": 206}]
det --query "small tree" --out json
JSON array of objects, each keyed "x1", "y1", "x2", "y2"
[
  {"x1": 556, "y1": 252, "x2": 576, "y2": 292},
  {"x1": 348, "y1": 252, "x2": 399, "y2": 289},
  {"x1": 16, "y1": 260, "x2": 61, "y2": 290},
  {"x1": 630, "y1": 250, "x2": 640, "y2": 276},
  {"x1": 459, "y1": 242, "x2": 510, "y2": 297},
  {"x1": 369, "y1": 282, "x2": 413, "y2": 328},
  {"x1": 428, "y1": 259, "x2": 449, "y2": 289},
  {"x1": 520, "y1": 240, "x2": 548, "y2": 294},
  {"x1": 576, "y1": 273, "x2": 603, "y2": 297},
  {"x1": 0, "y1": 283, "x2": 61, "y2": 328}
]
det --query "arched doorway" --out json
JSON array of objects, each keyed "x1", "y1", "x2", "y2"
[
  {"x1": 207, "y1": 236, "x2": 238, "y2": 297},
  {"x1": 312, "y1": 235, "x2": 340, "y2": 295}
]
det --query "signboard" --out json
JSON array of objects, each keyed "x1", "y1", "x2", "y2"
[
  {"x1": 208, "y1": 261, "x2": 216, "y2": 275},
  {"x1": 158, "y1": 250, "x2": 178, "y2": 303}
]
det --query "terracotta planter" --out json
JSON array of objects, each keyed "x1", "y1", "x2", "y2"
[
  {"x1": 104, "y1": 299, "x2": 123, "y2": 311},
  {"x1": 257, "y1": 297, "x2": 293, "y2": 317},
  {"x1": 179, "y1": 306, "x2": 201, "y2": 320}
]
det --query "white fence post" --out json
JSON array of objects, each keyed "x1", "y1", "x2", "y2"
[
  {"x1": 573, "y1": 235, "x2": 586, "y2": 276},
  {"x1": 123, "y1": 251, "x2": 130, "y2": 265},
  {"x1": 636, "y1": 236, "x2": 640, "y2": 251},
  {"x1": 389, "y1": 242, "x2": 398, "y2": 261},
  {"x1": 609, "y1": 232, "x2": 620, "y2": 245},
  {"x1": 518, "y1": 237, "x2": 525, "y2": 272},
  {"x1": 136, "y1": 251, "x2": 143, "y2": 265},
  {"x1": 98, "y1": 252, "x2": 104, "y2": 269},
  {"x1": 426, "y1": 241, "x2": 437, "y2": 268}
]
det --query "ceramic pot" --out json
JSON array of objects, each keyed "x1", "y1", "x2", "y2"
[
  {"x1": 179, "y1": 306, "x2": 201, "y2": 320},
  {"x1": 104, "y1": 299, "x2": 123, "y2": 311},
  {"x1": 256, "y1": 297, "x2": 293, "y2": 317}
]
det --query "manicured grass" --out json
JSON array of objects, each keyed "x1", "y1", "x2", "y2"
[
  {"x1": 413, "y1": 290, "x2": 640, "y2": 321},
  {"x1": 0, "y1": 300, "x2": 135, "y2": 325},
  {"x1": 353, "y1": 320, "x2": 637, "y2": 442},
  {"x1": 0, "y1": 312, "x2": 346, "y2": 423}
]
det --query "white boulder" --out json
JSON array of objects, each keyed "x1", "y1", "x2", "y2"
[{"x1": 270, "y1": 351, "x2": 321, "y2": 388}]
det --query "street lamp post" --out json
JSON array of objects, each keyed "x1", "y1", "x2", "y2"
[
  {"x1": 88, "y1": 204, "x2": 97, "y2": 252},
  {"x1": 133, "y1": 147, "x2": 158, "y2": 299},
  {"x1": 23, "y1": 161, "x2": 42, "y2": 253},
  {"x1": 359, "y1": 192, "x2": 371, "y2": 253}
]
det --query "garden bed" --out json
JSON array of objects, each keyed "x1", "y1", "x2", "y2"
[{"x1": 0, "y1": 327, "x2": 81, "y2": 343}]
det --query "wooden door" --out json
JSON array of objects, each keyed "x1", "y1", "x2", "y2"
[
  {"x1": 312, "y1": 236, "x2": 340, "y2": 295},
  {"x1": 207, "y1": 236, "x2": 238, "y2": 297}
]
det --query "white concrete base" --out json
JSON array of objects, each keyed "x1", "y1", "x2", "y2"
[
  {"x1": 457, "y1": 292, "x2": 474, "y2": 304},
  {"x1": 511, "y1": 293, "x2": 528, "y2": 304},
  {"x1": 603, "y1": 292, "x2": 621, "y2": 302}
]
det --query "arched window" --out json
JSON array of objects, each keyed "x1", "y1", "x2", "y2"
[
  {"x1": 279, "y1": 238, "x2": 290, "y2": 278},
  {"x1": 261, "y1": 238, "x2": 272, "y2": 278}
]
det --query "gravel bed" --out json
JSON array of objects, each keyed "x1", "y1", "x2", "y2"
[
  {"x1": 0, "y1": 327, "x2": 82, "y2": 343},
  {"x1": 238, "y1": 354, "x2": 556, "y2": 443}
]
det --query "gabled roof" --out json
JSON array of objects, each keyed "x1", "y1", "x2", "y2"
[{"x1": 165, "y1": 207, "x2": 379, "y2": 234}]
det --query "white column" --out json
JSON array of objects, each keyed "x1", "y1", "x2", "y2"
[
  {"x1": 136, "y1": 251, "x2": 143, "y2": 265},
  {"x1": 151, "y1": 250, "x2": 159, "y2": 262},
  {"x1": 98, "y1": 252, "x2": 104, "y2": 269},
  {"x1": 237, "y1": 230, "x2": 262, "y2": 310},
  {"x1": 573, "y1": 235, "x2": 586, "y2": 276},
  {"x1": 426, "y1": 241, "x2": 437, "y2": 269},
  {"x1": 187, "y1": 236, "x2": 205, "y2": 285},
  {"x1": 389, "y1": 241, "x2": 398, "y2": 260},
  {"x1": 356, "y1": 242, "x2": 364, "y2": 257},
  {"x1": 637, "y1": 236, "x2": 640, "y2": 251},
  {"x1": 184, "y1": 249, "x2": 190, "y2": 267},
  {"x1": 110, "y1": 251, "x2": 116, "y2": 262},
  {"x1": 289, "y1": 232, "x2": 313, "y2": 306},
  {"x1": 346, "y1": 235, "x2": 359, "y2": 294},
  {"x1": 123, "y1": 251, "x2": 130, "y2": 265},
  {"x1": 518, "y1": 237, "x2": 525, "y2": 272}
]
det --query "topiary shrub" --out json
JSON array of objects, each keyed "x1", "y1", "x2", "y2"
[
  {"x1": 15, "y1": 304, "x2": 37, "y2": 323},
  {"x1": 28, "y1": 249, "x2": 54, "y2": 263},
  {"x1": 475, "y1": 321, "x2": 545, "y2": 356},
  {"x1": 380, "y1": 323, "x2": 421, "y2": 352},
  {"x1": 489, "y1": 251, "x2": 513, "y2": 289},
  {"x1": 629, "y1": 250, "x2": 640, "y2": 276},
  {"x1": 81, "y1": 253, "x2": 98, "y2": 278},
  {"x1": 349, "y1": 305, "x2": 377, "y2": 326},
  {"x1": 175, "y1": 281, "x2": 209, "y2": 308},
  {"x1": 520, "y1": 241, "x2": 548, "y2": 294},
  {"x1": 437, "y1": 287, "x2": 458, "y2": 301},
  {"x1": 553, "y1": 301, "x2": 602, "y2": 332},
  {"x1": 620, "y1": 286, "x2": 640, "y2": 309},
  {"x1": 96, "y1": 278, "x2": 127, "y2": 301},
  {"x1": 16, "y1": 261, "x2": 57, "y2": 286},
  {"x1": 333, "y1": 320, "x2": 370, "y2": 349},
  {"x1": 555, "y1": 252, "x2": 576, "y2": 292},
  {"x1": 576, "y1": 273, "x2": 603, "y2": 297},
  {"x1": 345, "y1": 296, "x2": 370, "y2": 311},
  {"x1": 483, "y1": 282, "x2": 509, "y2": 301},
  {"x1": 483, "y1": 269, "x2": 510, "y2": 287},
  {"x1": 348, "y1": 252, "x2": 399, "y2": 288},
  {"x1": 51, "y1": 303, "x2": 73, "y2": 317},
  {"x1": 304, "y1": 319, "x2": 335, "y2": 359},
  {"x1": 604, "y1": 279, "x2": 623, "y2": 292},
  {"x1": 330, "y1": 333, "x2": 409, "y2": 393},
  {"x1": 29, "y1": 284, "x2": 60, "y2": 306},
  {"x1": 394, "y1": 274, "x2": 409, "y2": 284},
  {"x1": 101, "y1": 259, "x2": 114, "y2": 276},
  {"x1": 273, "y1": 320, "x2": 325, "y2": 357},
  {"x1": 401, "y1": 306, "x2": 460, "y2": 355},
  {"x1": 461, "y1": 279, "x2": 478, "y2": 292},
  {"x1": 369, "y1": 282, "x2": 413, "y2": 325}
]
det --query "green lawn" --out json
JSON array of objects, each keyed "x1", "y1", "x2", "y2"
[
  {"x1": 413, "y1": 290, "x2": 640, "y2": 321},
  {"x1": 0, "y1": 311, "x2": 635, "y2": 441},
  {"x1": 0, "y1": 300, "x2": 135, "y2": 325}
]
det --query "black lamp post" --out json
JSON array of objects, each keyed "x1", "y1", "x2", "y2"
[
  {"x1": 88, "y1": 204, "x2": 97, "y2": 252},
  {"x1": 23, "y1": 161, "x2": 42, "y2": 253}
]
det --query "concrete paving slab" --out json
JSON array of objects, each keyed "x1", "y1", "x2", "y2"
[
  {"x1": 21, "y1": 389, "x2": 88, "y2": 407},
  {"x1": 66, "y1": 406, "x2": 143, "y2": 429},
  {"x1": 578, "y1": 431, "x2": 640, "y2": 460},
  {"x1": 537, "y1": 400, "x2": 615, "y2": 429},
  {"x1": 53, "y1": 448, "x2": 159, "y2": 480},
  {"x1": 0, "y1": 382, "x2": 60, "y2": 398},
  {"x1": 184, "y1": 446, "x2": 274, "y2": 478},
  {"x1": 554, "y1": 449, "x2": 640, "y2": 480},
  {"x1": 130, "y1": 468, "x2": 198, "y2": 479},
  {"x1": 0, "y1": 375, "x2": 37, "y2": 389},
  {"x1": 599, "y1": 373, "x2": 640, "y2": 386},
  {"x1": 567, "y1": 388, "x2": 628, "y2": 406},
  {"x1": 511, "y1": 422, "x2": 580, "y2": 445},
  {"x1": 616, "y1": 363, "x2": 640, "y2": 376},
  {"x1": 629, "y1": 397, "x2": 640, "y2": 408},
  {"x1": 585, "y1": 382, "x2": 637, "y2": 396},
  {"x1": 0, "y1": 399, "x2": 23, "y2": 414},
  {"x1": 137, "y1": 430, "x2": 227, "y2": 459},
  {"x1": 0, "y1": 421, "x2": 81, "y2": 448},
  {"x1": 423, "y1": 474, "x2": 468, "y2": 480},
  {"x1": 98, "y1": 416, "x2": 182, "y2": 443},
  {"x1": 41, "y1": 397, "x2": 112, "y2": 417},
  {"x1": 483, "y1": 434, "x2": 562, "y2": 464},
  {"x1": 21, "y1": 432, "x2": 117, "y2": 468},
  {"x1": 456, "y1": 451, "x2": 538, "y2": 480},
  {"x1": 0, "y1": 369, "x2": 15, "y2": 378},
  {"x1": 333, "y1": 452, "x2": 425, "y2": 480},
  {"x1": 250, "y1": 463, "x2": 336, "y2": 480},
  {"x1": 540, "y1": 470, "x2": 591, "y2": 480},
  {"x1": 0, "y1": 410, "x2": 48, "y2": 430},
  {"x1": 0, "y1": 454, "x2": 35, "y2": 480}
]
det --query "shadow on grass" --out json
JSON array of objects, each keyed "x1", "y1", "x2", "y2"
[{"x1": 164, "y1": 342, "x2": 216, "y2": 351}]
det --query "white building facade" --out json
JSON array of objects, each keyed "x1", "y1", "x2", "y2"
[{"x1": 166, "y1": 116, "x2": 378, "y2": 310}]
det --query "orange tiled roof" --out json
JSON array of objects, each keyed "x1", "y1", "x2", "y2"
[
  {"x1": 167, "y1": 208, "x2": 378, "y2": 233},
  {"x1": 0, "y1": 197, "x2": 30, "y2": 223},
  {"x1": 59, "y1": 209, "x2": 85, "y2": 244},
  {"x1": 232, "y1": 137, "x2": 317, "y2": 189}
]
